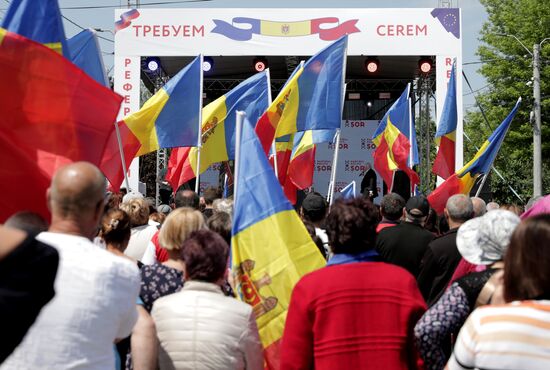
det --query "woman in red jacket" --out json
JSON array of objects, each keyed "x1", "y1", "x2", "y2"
[{"x1": 281, "y1": 197, "x2": 426, "y2": 370}]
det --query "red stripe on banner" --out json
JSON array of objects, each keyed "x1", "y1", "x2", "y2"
[
  {"x1": 310, "y1": 18, "x2": 360, "y2": 41},
  {"x1": 165, "y1": 147, "x2": 195, "y2": 192},
  {"x1": 288, "y1": 146, "x2": 316, "y2": 190},
  {"x1": 255, "y1": 113, "x2": 277, "y2": 155},
  {"x1": 391, "y1": 132, "x2": 420, "y2": 188},
  {"x1": 373, "y1": 135, "x2": 395, "y2": 190},
  {"x1": 263, "y1": 339, "x2": 281, "y2": 370},
  {"x1": 102, "y1": 121, "x2": 141, "y2": 192},
  {"x1": 427, "y1": 173, "x2": 467, "y2": 214},
  {"x1": 432, "y1": 135, "x2": 455, "y2": 179}
]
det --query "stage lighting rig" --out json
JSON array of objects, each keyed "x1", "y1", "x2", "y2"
[
  {"x1": 145, "y1": 57, "x2": 161, "y2": 72},
  {"x1": 365, "y1": 57, "x2": 379, "y2": 73},
  {"x1": 203, "y1": 56, "x2": 214, "y2": 72},
  {"x1": 418, "y1": 57, "x2": 433, "y2": 74},
  {"x1": 253, "y1": 57, "x2": 268, "y2": 72}
]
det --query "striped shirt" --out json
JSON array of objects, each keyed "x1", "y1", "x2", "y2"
[{"x1": 447, "y1": 300, "x2": 550, "y2": 370}]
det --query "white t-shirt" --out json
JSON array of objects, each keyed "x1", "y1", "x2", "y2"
[
  {"x1": 124, "y1": 224, "x2": 158, "y2": 261},
  {"x1": 1, "y1": 232, "x2": 140, "y2": 370}
]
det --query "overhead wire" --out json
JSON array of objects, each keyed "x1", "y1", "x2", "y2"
[{"x1": 60, "y1": 0, "x2": 212, "y2": 10}]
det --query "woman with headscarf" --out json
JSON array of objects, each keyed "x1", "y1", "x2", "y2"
[
  {"x1": 447, "y1": 214, "x2": 550, "y2": 369},
  {"x1": 414, "y1": 210, "x2": 520, "y2": 370}
]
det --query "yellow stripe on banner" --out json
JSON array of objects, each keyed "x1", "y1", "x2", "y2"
[
  {"x1": 0, "y1": 28, "x2": 7, "y2": 45},
  {"x1": 189, "y1": 95, "x2": 228, "y2": 174},
  {"x1": 457, "y1": 139, "x2": 490, "y2": 176},
  {"x1": 445, "y1": 131, "x2": 456, "y2": 141},
  {"x1": 124, "y1": 89, "x2": 170, "y2": 156},
  {"x1": 43, "y1": 42, "x2": 63, "y2": 55},
  {"x1": 260, "y1": 20, "x2": 311, "y2": 37},
  {"x1": 273, "y1": 69, "x2": 303, "y2": 139},
  {"x1": 231, "y1": 210, "x2": 325, "y2": 348},
  {"x1": 458, "y1": 172, "x2": 477, "y2": 194},
  {"x1": 292, "y1": 130, "x2": 314, "y2": 159},
  {"x1": 383, "y1": 119, "x2": 402, "y2": 171}
]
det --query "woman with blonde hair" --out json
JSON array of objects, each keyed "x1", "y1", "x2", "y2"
[{"x1": 139, "y1": 207, "x2": 206, "y2": 312}]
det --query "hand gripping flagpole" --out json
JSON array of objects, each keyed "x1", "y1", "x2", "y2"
[
  {"x1": 114, "y1": 122, "x2": 131, "y2": 191},
  {"x1": 195, "y1": 54, "x2": 204, "y2": 194},
  {"x1": 234, "y1": 111, "x2": 246, "y2": 202}
]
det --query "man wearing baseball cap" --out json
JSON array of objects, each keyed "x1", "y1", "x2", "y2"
[{"x1": 375, "y1": 195, "x2": 435, "y2": 278}]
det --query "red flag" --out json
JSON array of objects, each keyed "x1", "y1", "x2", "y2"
[
  {"x1": 165, "y1": 147, "x2": 192, "y2": 192},
  {"x1": 101, "y1": 121, "x2": 141, "y2": 192},
  {"x1": 0, "y1": 29, "x2": 123, "y2": 222}
]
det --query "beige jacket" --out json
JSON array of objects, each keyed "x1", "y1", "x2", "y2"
[{"x1": 152, "y1": 281, "x2": 263, "y2": 370}]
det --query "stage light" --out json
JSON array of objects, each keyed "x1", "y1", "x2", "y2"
[
  {"x1": 203, "y1": 57, "x2": 214, "y2": 72},
  {"x1": 367, "y1": 101, "x2": 373, "y2": 107},
  {"x1": 253, "y1": 57, "x2": 268, "y2": 72},
  {"x1": 365, "y1": 57, "x2": 379, "y2": 73},
  {"x1": 145, "y1": 57, "x2": 161, "y2": 72},
  {"x1": 418, "y1": 57, "x2": 433, "y2": 74}
]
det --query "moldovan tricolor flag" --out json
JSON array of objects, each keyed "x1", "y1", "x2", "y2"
[
  {"x1": 2, "y1": 0, "x2": 70, "y2": 57},
  {"x1": 165, "y1": 71, "x2": 269, "y2": 191},
  {"x1": 0, "y1": 28, "x2": 123, "y2": 222},
  {"x1": 122, "y1": 56, "x2": 202, "y2": 156},
  {"x1": 255, "y1": 36, "x2": 347, "y2": 153},
  {"x1": 372, "y1": 84, "x2": 419, "y2": 190},
  {"x1": 232, "y1": 117, "x2": 325, "y2": 369},
  {"x1": 432, "y1": 60, "x2": 458, "y2": 179},
  {"x1": 281, "y1": 129, "x2": 336, "y2": 204},
  {"x1": 428, "y1": 98, "x2": 521, "y2": 214}
]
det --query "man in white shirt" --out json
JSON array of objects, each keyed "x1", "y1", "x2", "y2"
[{"x1": 1, "y1": 162, "x2": 141, "y2": 370}]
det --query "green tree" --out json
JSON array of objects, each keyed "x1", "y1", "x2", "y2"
[{"x1": 466, "y1": 0, "x2": 550, "y2": 204}]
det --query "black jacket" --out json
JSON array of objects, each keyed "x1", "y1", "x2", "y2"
[
  {"x1": 375, "y1": 221, "x2": 435, "y2": 278},
  {"x1": 417, "y1": 228, "x2": 462, "y2": 306},
  {"x1": 360, "y1": 169, "x2": 378, "y2": 198}
]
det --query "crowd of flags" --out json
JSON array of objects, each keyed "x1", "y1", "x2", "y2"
[{"x1": 0, "y1": 0, "x2": 523, "y2": 368}]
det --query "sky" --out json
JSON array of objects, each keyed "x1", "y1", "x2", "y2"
[{"x1": 1, "y1": 0, "x2": 489, "y2": 112}]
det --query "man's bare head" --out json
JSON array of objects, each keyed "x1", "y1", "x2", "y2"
[{"x1": 48, "y1": 162, "x2": 106, "y2": 219}]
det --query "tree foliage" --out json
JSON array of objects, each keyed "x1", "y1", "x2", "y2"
[{"x1": 465, "y1": 0, "x2": 550, "y2": 203}]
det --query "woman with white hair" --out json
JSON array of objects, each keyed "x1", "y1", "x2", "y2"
[{"x1": 414, "y1": 210, "x2": 520, "y2": 370}]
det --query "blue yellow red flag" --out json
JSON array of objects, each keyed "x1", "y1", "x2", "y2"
[
  {"x1": 232, "y1": 116, "x2": 325, "y2": 368},
  {"x1": 67, "y1": 29, "x2": 109, "y2": 87},
  {"x1": 372, "y1": 84, "x2": 419, "y2": 190},
  {"x1": 432, "y1": 60, "x2": 458, "y2": 179},
  {"x1": 428, "y1": 98, "x2": 521, "y2": 213},
  {"x1": 2, "y1": 0, "x2": 69, "y2": 57},
  {"x1": 122, "y1": 56, "x2": 202, "y2": 156},
  {"x1": 165, "y1": 71, "x2": 270, "y2": 191},
  {"x1": 255, "y1": 36, "x2": 347, "y2": 153}
]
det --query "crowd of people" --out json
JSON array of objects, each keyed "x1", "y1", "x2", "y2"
[{"x1": 1, "y1": 161, "x2": 550, "y2": 370}]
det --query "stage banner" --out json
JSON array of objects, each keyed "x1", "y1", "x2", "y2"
[{"x1": 314, "y1": 120, "x2": 383, "y2": 203}]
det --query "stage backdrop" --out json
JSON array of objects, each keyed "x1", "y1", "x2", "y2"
[
  {"x1": 114, "y1": 8, "x2": 462, "y2": 193},
  {"x1": 199, "y1": 120, "x2": 383, "y2": 202}
]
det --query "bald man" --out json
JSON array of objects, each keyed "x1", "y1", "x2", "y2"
[{"x1": 2, "y1": 162, "x2": 141, "y2": 370}]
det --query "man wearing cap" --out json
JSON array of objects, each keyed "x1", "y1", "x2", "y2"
[
  {"x1": 375, "y1": 195, "x2": 435, "y2": 278},
  {"x1": 417, "y1": 194, "x2": 474, "y2": 306},
  {"x1": 300, "y1": 192, "x2": 329, "y2": 258}
]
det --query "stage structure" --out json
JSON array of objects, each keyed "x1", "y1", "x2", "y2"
[{"x1": 114, "y1": 8, "x2": 462, "y2": 197}]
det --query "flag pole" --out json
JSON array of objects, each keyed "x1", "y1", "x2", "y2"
[
  {"x1": 328, "y1": 42, "x2": 348, "y2": 205},
  {"x1": 328, "y1": 82, "x2": 348, "y2": 206},
  {"x1": 265, "y1": 68, "x2": 278, "y2": 178},
  {"x1": 195, "y1": 54, "x2": 204, "y2": 194},
  {"x1": 114, "y1": 121, "x2": 131, "y2": 191},
  {"x1": 474, "y1": 96, "x2": 522, "y2": 198},
  {"x1": 463, "y1": 131, "x2": 523, "y2": 203},
  {"x1": 234, "y1": 111, "x2": 246, "y2": 201}
]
